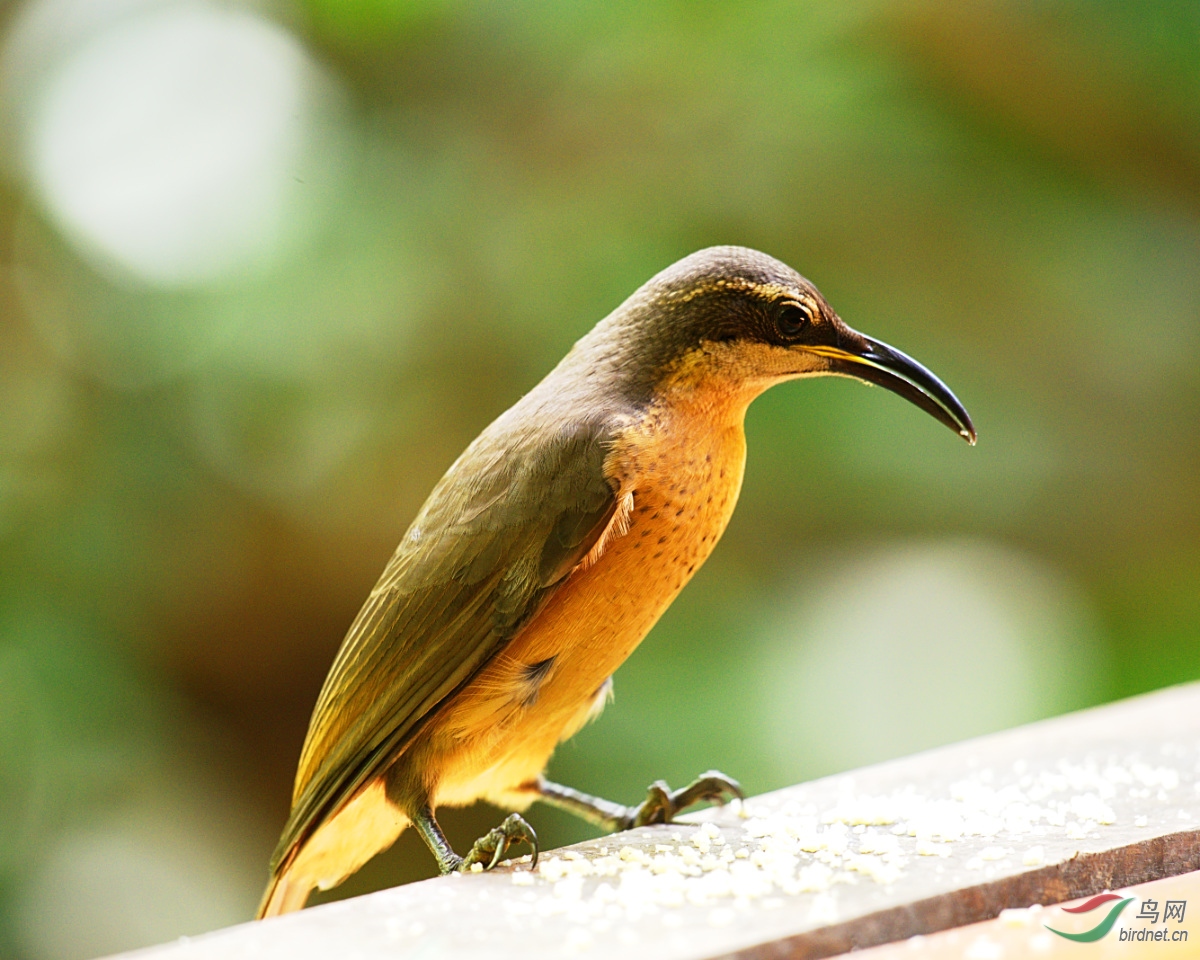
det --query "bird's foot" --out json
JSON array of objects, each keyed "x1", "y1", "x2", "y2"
[
  {"x1": 624, "y1": 770, "x2": 744, "y2": 829},
  {"x1": 533, "y1": 770, "x2": 743, "y2": 833},
  {"x1": 456, "y1": 813, "x2": 539, "y2": 872}
]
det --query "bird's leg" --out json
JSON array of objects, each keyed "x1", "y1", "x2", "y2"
[
  {"x1": 528, "y1": 780, "x2": 633, "y2": 831},
  {"x1": 411, "y1": 804, "x2": 465, "y2": 873},
  {"x1": 534, "y1": 770, "x2": 744, "y2": 832},
  {"x1": 411, "y1": 804, "x2": 538, "y2": 874}
]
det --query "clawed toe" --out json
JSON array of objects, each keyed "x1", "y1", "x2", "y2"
[
  {"x1": 629, "y1": 769, "x2": 744, "y2": 828},
  {"x1": 675, "y1": 770, "x2": 744, "y2": 809},
  {"x1": 459, "y1": 813, "x2": 539, "y2": 872}
]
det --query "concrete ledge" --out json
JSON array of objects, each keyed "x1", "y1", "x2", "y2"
[{"x1": 112, "y1": 683, "x2": 1200, "y2": 960}]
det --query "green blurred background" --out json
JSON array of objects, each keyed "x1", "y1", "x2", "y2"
[{"x1": 0, "y1": 0, "x2": 1197, "y2": 956}]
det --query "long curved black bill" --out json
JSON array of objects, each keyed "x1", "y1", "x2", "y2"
[{"x1": 817, "y1": 336, "x2": 976, "y2": 444}]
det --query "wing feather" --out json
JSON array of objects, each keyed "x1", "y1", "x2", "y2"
[{"x1": 269, "y1": 418, "x2": 622, "y2": 872}]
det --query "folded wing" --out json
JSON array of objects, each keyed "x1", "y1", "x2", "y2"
[{"x1": 269, "y1": 418, "x2": 621, "y2": 875}]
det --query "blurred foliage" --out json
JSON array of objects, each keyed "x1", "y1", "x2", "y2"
[{"x1": 0, "y1": 0, "x2": 1198, "y2": 955}]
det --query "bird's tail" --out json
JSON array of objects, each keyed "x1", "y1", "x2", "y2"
[
  {"x1": 257, "y1": 864, "x2": 312, "y2": 919},
  {"x1": 256, "y1": 781, "x2": 410, "y2": 918}
]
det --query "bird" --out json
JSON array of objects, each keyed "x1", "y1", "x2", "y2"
[{"x1": 257, "y1": 246, "x2": 974, "y2": 917}]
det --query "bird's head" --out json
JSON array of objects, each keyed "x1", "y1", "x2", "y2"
[{"x1": 603, "y1": 246, "x2": 975, "y2": 444}]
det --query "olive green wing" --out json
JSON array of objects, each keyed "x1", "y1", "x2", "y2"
[{"x1": 270, "y1": 420, "x2": 620, "y2": 872}]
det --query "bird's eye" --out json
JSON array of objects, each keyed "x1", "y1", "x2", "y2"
[{"x1": 774, "y1": 301, "x2": 813, "y2": 339}]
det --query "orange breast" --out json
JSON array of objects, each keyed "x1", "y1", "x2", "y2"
[{"x1": 427, "y1": 389, "x2": 751, "y2": 808}]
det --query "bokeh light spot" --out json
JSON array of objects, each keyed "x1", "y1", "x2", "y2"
[
  {"x1": 22, "y1": 3, "x2": 328, "y2": 286},
  {"x1": 758, "y1": 540, "x2": 1107, "y2": 781}
]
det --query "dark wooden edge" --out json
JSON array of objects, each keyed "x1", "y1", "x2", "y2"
[{"x1": 720, "y1": 829, "x2": 1200, "y2": 960}]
